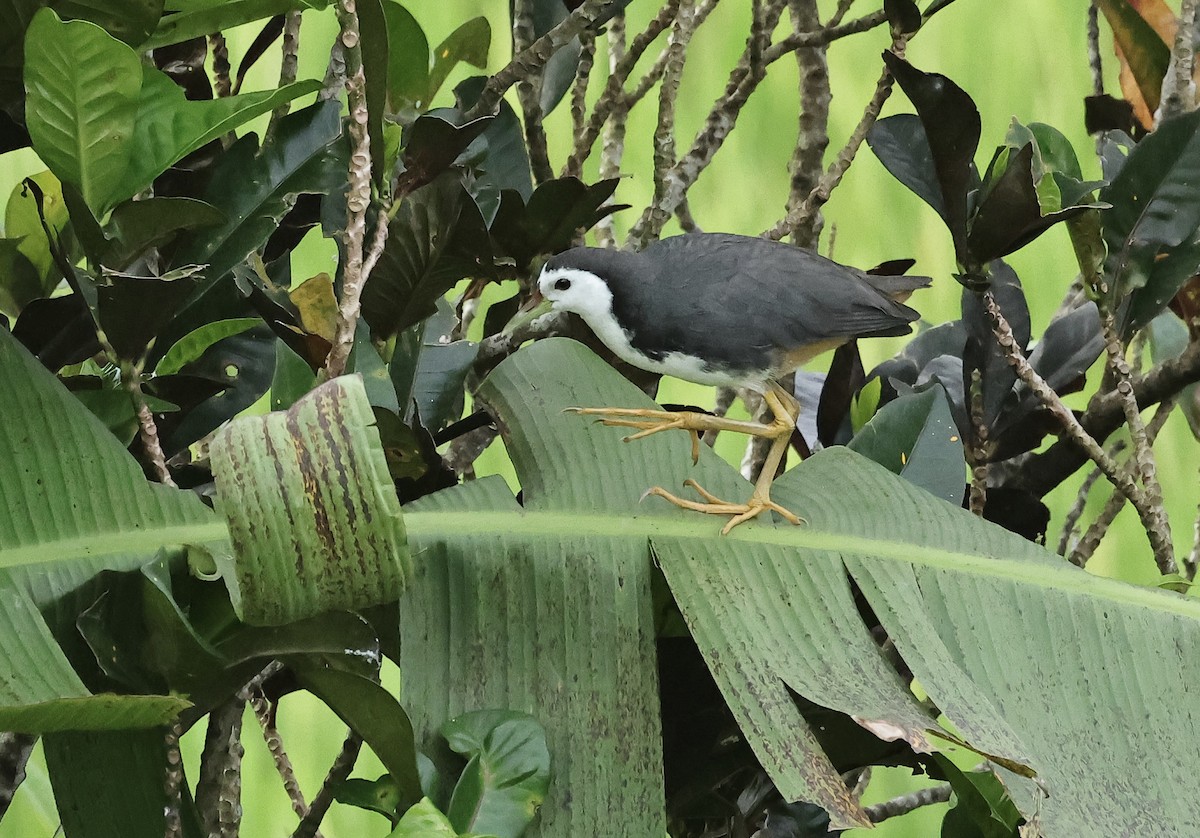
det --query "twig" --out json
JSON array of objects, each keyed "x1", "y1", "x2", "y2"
[
  {"x1": 318, "y1": 35, "x2": 346, "y2": 101},
  {"x1": 1012, "y1": 339, "x2": 1200, "y2": 499},
  {"x1": 782, "y1": 0, "x2": 831, "y2": 249},
  {"x1": 593, "y1": 14, "x2": 628, "y2": 246},
  {"x1": 1098, "y1": 310, "x2": 1173, "y2": 567},
  {"x1": 628, "y1": 0, "x2": 788, "y2": 247},
  {"x1": 163, "y1": 721, "x2": 184, "y2": 838},
  {"x1": 266, "y1": 9, "x2": 303, "y2": 141},
  {"x1": 564, "y1": 0, "x2": 682, "y2": 175},
  {"x1": 1057, "y1": 454, "x2": 1115, "y2": 556},
  {"x1": 763, "y1": 9, "x2": 889, "y2": 64},
  {"x1": 675, "y1": 195, "x2": 700, "y2": 231},
  {"x1": 968, "y1": 368, "x2": 988, "y2": 516},
  {"x1": 465, "y1": 0, "x2": 623, "y2": 121},
  {"x1": 828, "y1": 0, "x2": 858, "y2": 27},
  {"x1": 865, "y1": 783, "x2": 952, "y2": 824},
  {"x1": 570, "y1": 32, "x2": 596, "y2": 156},
  {"x1": 764, "y1": 33, "x2": 906, "y2": 241},
  {"x1": 1070, "y1": 399, "x2": 1175, "y2": 567},
  {"x1": 250, "y1": 694, "x2": 314, "y2": 825},
  {"x1": 701, "y1": 386, "x2": 737, "y2": 447},
  {"x1": 1159, "y1": 0, "x2": 1198, "y2": 122},
  {"x1": 650, "y1": 0, "x2": 697, "y2": 212},
  {"x1": 291, "y1": 732, "x2": 362, "y2": 838},
  {"x1": 982, "y1": 291, "x2": 1177, "y2": 574},
  {"x1": 210, "y1": 33, "x2": 232, "y2": 97},
  {"x1": 130, "y1": 374, "x2": 177, "y2": 487},
  {"x1": 323, "y1": 1, "x2": 372, "y2": 381},
  {"x1": 512, "y1": 0, "x2": 553, "y2": 183},
  {"x1": 1188, "y1": 467, "x2": 1200, "y2": 581},
  {"x1": 195, "y1": 697, "x2": 246, "y2": 838},
  {"x1": 1086, "y1": 1, "x2": 1103, "y2": 97}
]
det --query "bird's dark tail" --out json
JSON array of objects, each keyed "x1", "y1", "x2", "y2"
[{"x1": 861, "y1": 273, "x2": 933, "y2": 303}]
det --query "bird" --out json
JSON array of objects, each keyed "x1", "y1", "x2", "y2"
[{"x1": 520, "y1": 232, "x2": 930, "y2": 534}]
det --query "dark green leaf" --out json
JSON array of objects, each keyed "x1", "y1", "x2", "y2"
[
  {"x1": 160, "y1": 323, "x2": 276, "y2": 454},
  {"x1": 490, "y1": 176, "x2": 622, "y2": 269},
  {"x1": 1101, "y1": 109, "x2": 1200, "y2": 331},
  {"x1": 520, "y1": 0, "x2": 578, "y2": 114},
  {"x1": 1027, "y1": 122, "x2": 1083, "y2": 181},
  {"x1": 961, "y1": 260, "x2": 1028, "y2": 429},
  {"x1": 848, "y1": 383, "x2": 964, "y2": 505},
  {"x1": 362, "y1": 172, "x2": 487, "y2": 338},
  {"x1": 170, "y1": 100, "x2": 343, "y2": 287},
  {"x1": 937, "y1": 756, "x2": 1023, "y2": 838},
  {"x1": 358, "y1": 0, "x2": 389, "y2": 186},
  {"x1": 373, "y1": 407, "x2": 429, "y2": 482},
  {"x1": 55, "y1": 0, "x2": 166, "y2": 46},
  {"x1": 412, "y1": 335, "x2": 476, "y2": 431},
  {"x1": 122, "y1": 70, "x2": 321, "y2": 210},
  {"x1": 290, "y1": 661, "x2": 422, "y2": 811},
  {"x1": 96, "y1": 271, "x2": 199, "y2": 360},
  {"x1": 144, "y1": 0, "x2": 331, "y2": 50},
  {"x1": 1096, "y1": 0, "x2": 1171, "y2": 117},
  {"x1": 1147, "y1": 311, "x2": 1200, "y2": 440},
  {"x1": 350, "y1": 317, "x2": 401, "y2": 412},
  {"x1": 867, "y1": 114, "x2": 949, "y2": 222},
  {"x1": 455, "y1": 76, "x2": 534, "y2": 204},
  {"x1": 383, "y1": 2, "x2": 430, "y2": 110},
  {"x1": 427, "y1": 16, "x2": 490, "y2": 103},
  {"x1": 217, "y1": 611, "x2": 381, "y2": 677},
  {"x1": 1027, "y1": 302, "x2": 1104, "y2": 398},
  {"x1": 10, "y1": 293, "x2": 101, "y2": 367},
  {"x1": 270, "y1": 339, "x2": 317, "y2": 410},
  {"x1": 881, "y1": 54, "x2": 981, "y2": 264},
  {"x1": 44, "y1": 729, "x2": 204, "y2": 838},
  {"x1": 154, "y1": 317, "x2": 260, "y2": 377},
  {"x1": 104, "y1": 197, "x2": 224, "y2": 268},
  {"x1": 396, "y1": 110, "x2": 492, "y2": 195},
  {"x1": 884, "y1": 0, "x2": 921, "y2": 33},
  {"x1": 0, "y1": 238, "x2": 48, "y2": 317},
  {"x1": 443, "y1": 710, "x2": 551, "y2": 837}
]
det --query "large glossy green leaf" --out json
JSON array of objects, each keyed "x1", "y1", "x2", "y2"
[
  {"x1": 208, "y1": 375, "x2": 409, "y2": 625},
  {"x1": 55, "y1": 0, "x2": 166, "y2": 46},
  {"x1": 143, "y1": 0, "x2": 330, "y2": 50},
  {"x1": 0, "y1": 328, "x2": 221, "y2": 606},
  {"x1": 170, "y1": 99, "x2": 342, "y2": 283},
  {"x1": 427, "y1": 16, "x2": 490, "y2": 103},
  {"x1": 383, "y1": 1, "x2": 430, "y2": 110},
  {"x1": 1102, "y1": 108, "x2": 1200, "y2": 333},
  {"x1": 403, "y1": 338, "x2": 1200, "y2": 835},
  {"x1": 23, "y1": 9, "x2": 143, "y2": 215},
  {"x1": 5, "y1": 170, "x2": 70, "y2": 301}
]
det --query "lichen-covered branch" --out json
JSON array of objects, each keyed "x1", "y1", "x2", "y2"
[
  {"x1": 865, "y1": 783, "x2": 952, "y2": 823},
  {"x1": 466, "y1": 0, "x2": 623, "y2": 121},
  {"x1": 627, "y1": 0, "x2": 788, "y2": 247},
  {"x1": 513, "y1": 0, "x2": 553, "y2": 183},
  {"x1": 267, "y1": 9, "x2": 303, "y2": 140},
  {"x1": 764, "y1": 33, "x2": 906, "y2": 241},
  {"x1": 565, "y1": 0, "x2": 682, "y2": 175},
  {"x1": 763, "y1": 8, "x2": 888, "y2": 64},
  {"x1": 195, "y1": 697, "x2": 246, "y2": 838},
  {"x1": 210, "y1": 33, "x2": 232, "y2": 98},
  {"x1": 1086, "y1": 1, "x2": 1103, "y2": 96},
  {"x1": 593, "y1": 14, "x2": 628, "y2": 246},
  {"x1": 782, "y1": 0, "x2": 830, "y2": 249},
  {"x1": 1069, "y1": 399, "x2": 1175, "y2": 567},
  {"x1": 983, "y1": 291, "x2": 1177, "y2": 574},
  {"x1": 163, "y1": 721, "x2": 184, "y2": 838},
  {"x1": 1159, "y1": 0, "x2": 1198, "y2": 121},
  {"x1": 323, "y1": 1, "x2": 372, "y2": 380},
  {"x1": 291, "y1": 732, "x2": 362, "y2": 838},
  {"x1": 650, "y1": 0, "x2": 697, "y2": 208}
]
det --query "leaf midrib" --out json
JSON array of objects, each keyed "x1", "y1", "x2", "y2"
[
  {"x1": 0, "y1": 522, "x2": 228, "y2": 569},
  {"x1": 403, "y1": 508, "x2": 1200, "y2": 620}
]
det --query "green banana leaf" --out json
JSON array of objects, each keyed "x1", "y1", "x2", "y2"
[{"x1": 402, "y1": 337, "x2": 1200, "y2": 836}]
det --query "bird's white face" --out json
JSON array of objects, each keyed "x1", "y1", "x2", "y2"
[{"x1": 537, "y1": 266, "x2": 614, "y2": 324}]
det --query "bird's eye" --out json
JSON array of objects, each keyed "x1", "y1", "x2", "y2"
[{"x1": 554, "y1": 277, "x2": 571, "y2": 292}]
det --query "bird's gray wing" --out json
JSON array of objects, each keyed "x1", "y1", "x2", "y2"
[{"x1": 645, "y1": 235, "x2": 922, "y2": 367}]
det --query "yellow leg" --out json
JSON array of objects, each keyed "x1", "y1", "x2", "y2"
[{"x1": 571, "y1": 384, "x2": 806, "y2": 534}]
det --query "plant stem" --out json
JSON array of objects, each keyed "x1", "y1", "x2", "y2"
[
  {"x1": 291, "y1": 733, "x2": 362, "y2": 838},
  {"x1": 323, "y1": 0, "x2": 371, "y2": 381},
  {"x1": 1159, "y1": 0, "x2": 1198, "y2": 121},
  {"x1": 865, "y1": 783, "x2": 951, "y2": 823},
  {"x1": 266, "y1": 10, "x2": 303, "y2": 141}
]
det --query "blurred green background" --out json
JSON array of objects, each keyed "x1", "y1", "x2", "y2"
[{"x1": 4, "y1": 1, "x2": 1194, "y2": 835}]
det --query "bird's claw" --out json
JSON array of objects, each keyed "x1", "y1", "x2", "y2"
[{"x1": 644, "y1": 480, "x2": 806, "y2": 535}]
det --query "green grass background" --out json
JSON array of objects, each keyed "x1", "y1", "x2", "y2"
[{"x1": 3, "y1": 1, "x2": 1197, "y2": 835}]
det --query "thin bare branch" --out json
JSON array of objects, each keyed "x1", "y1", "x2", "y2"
[
  {"x1": 983, "y1": 291, "x2": 1177, "y2": 574},
  {"x1": 291, "y1": 732, "x2": 362, "y2": 838},
  {"x1": 782, "y1": 0, "x2": 831, "y2": 249},
  {"x1": 969, "y1": 368, "x2": 988, "y2": 516},
  {"x1": 129, "y1": 371, "x2": 177, "y2": 487},
  {"x1": 628, "y1": 1, "x2": 788, "y2": 247},
  {"x1": 195, "y1": 697, "x2": 246, "y2": 838},
  {"x1": 513, "y1": 0, "x2": 553, "y2": 183},
  {"x1": 764, "y1": 34, "x2": 906, "y2": 241},
  {"x1": 570, "y1": 31, "x2": 597, "y2": 155},
  {"x1": 1087, "y1": 1, "x2": 1103, "y2": 96},
  {"x1": 565, "y1": 0, "x2": 682, "y2": 175},
  {"x1": 865, "y1": 783, "x2": 952, "y2": 824},
  {"x1": 210, "y1": 33, "x2": 231, "y2": 98},
  {"x1": 763, "y1": 9, "x2": 889, "y2": 64},
  {"x1": 267, "y1": 9, "x2": 303, "y2": 141},
  {"x1": 828, "y1": 0, "x2": 858, "y2": 27},
  {"x1": 1058, "y1": 454, "x2": 1114, "y2": 556},
  {"x1": 1159, "y1": 0, "x2": 1198, "y2": 121},
  {"x1": 594, "y1": 14, "x2": 628, "y2": 246},
  {"x1": 163, "y1": 721, "x2": 184, "y2": 838},
  {"x1": 466, "y1": 0, "x2": 623, "y2": 121},
  {"x1": 1070, "y1": 399, "x2": 1175, "y2": 567},
  {"x1": 650, "y1": 0, "x2": 697, "y2": 207}
]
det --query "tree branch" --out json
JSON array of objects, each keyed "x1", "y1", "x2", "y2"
[
  {"x1": 865, "y1": 783, "x2": 952, "y2": 824},
  {"x1": 1159, "y1": 0, "x2": 1198, "y2": 121},
  {"x1": 763, "y1": 9, "x2": 889, "y2": 64},
  {"x1": 465, "y1": 0, "x2": 623, "y2": 122},
  {"x1": 1010, "y1": 338, "x2": 1200, "y2": 501}
]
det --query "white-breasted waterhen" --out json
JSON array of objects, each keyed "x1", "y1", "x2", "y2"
[{"x1": 515, "y1": 232, "x2": 931, "y2": 534}]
